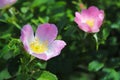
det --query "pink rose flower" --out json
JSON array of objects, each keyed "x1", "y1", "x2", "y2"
[
  {"x1": 20, "y1": 23, "x2": 66, "y2": 61},
  {"x1": 74, "y1": 6, "x2": 104, "y2": 33},
  {"x1": 0, "y1": 0, "x2": 17, "y2": 9}
]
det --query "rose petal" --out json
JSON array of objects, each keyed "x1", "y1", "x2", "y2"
[
  {"x1": 99, "y1": 10, "x2": 104, "y2": 21},
  {"x1": 81, "y1": 9, "x2": 89, "y2": 16},
  {"x1": 36, "y1": 23, "x2": 58, "y2": 44},
  {"x1": 74, "y1": 12, "x2": 82, "y2": 25},
  {"x1": 78, "y1": 23, "x2": 91, "y2": 33},
  {"x1": 45, "y1": 40, "x2": 66, "y2": 60},
  {"x1": 0, "y1": 0, "x2": 16, "y2": 9},
  {"x1": 31, "y1": 53, "x2": 47, "y2": 61},
  {"x1": 88, "y1": 6, "x2": 99, "y2": 16},
  {"x1": 20, "y1": 24, "x2": 34, "y2": 52},
  {"x1": 86, "y1": 17, "x2": 100, "y2": 32}
]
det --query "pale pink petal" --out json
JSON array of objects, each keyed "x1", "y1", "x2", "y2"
[
  {"x1": 0, "y1": 0, "x2": 16, "y2": 9},
  {"x1": 20, "y1": 24, "x2": 34, "y2": 52},
  {"x1": 93, "y1": 10, "x2": 104, "y2": 29},
  {"x1": 99, "y1": 10, "x2": 104, "y2": 21},
  {"x1": 74, "y1": 12, "x2": 91, "y2": 32},
  {"x1": 6, "y1": 0, "x2": 16, "y2": 4},
  {"x1": 75, "y1": 12, "x2": 82, "y2": 20},
  {"x1": 93, "y1": 14, "x2": 104, "y2": 29},
  {"x1": 91, "y1": 26, "x2": 100, "y2": 33},
  {"x1": 36, "y1": 23, "x2": 58, "y2": 44},
  {"x1": 81, "y1": 9, "x2": 89, "y2": 16},
  {"x1": 81, "y1": 6, "x2": 101, "y2": 18},
  {"x1": 31, "y1": 53, "x2": 48, "y2": 61},
  {"x1": 45, "y1": 40, "x2": 66, "y2": 61},
  {"x1": 88, "y1": 6, "x2": 99, "y2": 12},
  {"x1": 74, "y1": 12, "x2": 83, "y2": 25},
  {"x1": 81, "y1": 9, "x2": 94, "y2": 20},
  {"x1": 93, "y1": 10, "x2": 104, "y2": 32},
  {"x1": 88, "y1": 6, "x2": 99, "y2": 17},
  {"x1": 0, "y1": 0, "x2": 6, "y2": 8},
  {"x1": 89, "y1": 19, "x2": 100, "y2": 33},
  {"x1": 91, "y1": 28, "x2": 99, "y2": 33},
  {"x1": 78, "y1": 23, "x2": 92, "y2": 33}
]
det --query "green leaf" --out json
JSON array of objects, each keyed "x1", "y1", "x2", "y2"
[
  {"x1": 88, "y1": 60, "x2": 104, "y2": 72},
  {"x1": 102, "y1": 68, "x2": 119, "y2": 80},
  {"x1": 0, "y1": 69, "x2": 11, "y2": 80},
  {"x1": 20, "y1": 7, "x2": 29, "y2": 13},
  {"x1": 37, "y1": 71, "x2": 58, "y2": 80},
  {"x1": 0, "y1": 33, "x2": 11, "y2": 39},
  {"x1": 31, "y1": 0, "x2": 48, "y2": 8},
  {"x1": 102, "y1": 28, "x2": 110, "y2": 40}
]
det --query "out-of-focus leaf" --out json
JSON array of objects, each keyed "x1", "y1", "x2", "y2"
[
  {"x1": 102, "y1": 28, "x2": 110, "y2": 40},
  {"x1": 0, "y1": 69, "x2": 11, "y2": 80},
  {"x1": 0, "y1": 33, "x2": 11, "y2": 39},
  {"x1": 37, "y1": 71, "x2": 58, "y2": 80},
  {"x1": 66, "y1": 9, "x2": 74, "y2": 22},
  {"x1": 8, "y1": 39, "x2": 21, "y2": 53},
  {"x1": 88, "y1": 60, "x2": 104, "y2": 71},
  {"x1": 16, "y1": 74, "x2": 29, "y2": 80},
  {"x1": 31, "y1": 0, "x2": 48, "y2": 8},
  {"x1": 109, "y1": 37, "x2": 117, "y2": 46},
  {"x1": 20, "y1": 7, "x2": 29, "y2": 14},
  {"x1": 102, "y1": 68, "x2": 119, "y2": 80}
]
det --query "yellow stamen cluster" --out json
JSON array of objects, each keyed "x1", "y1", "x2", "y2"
[
  {"x1": 30, "y1": 38, "x2": 48, "y2": 54},
  {"x1": 86, "y1": 19, "x2": 94, "y2": 28}
]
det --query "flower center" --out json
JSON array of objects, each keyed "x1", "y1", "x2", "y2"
[
  {"x1": 30, "y1": 38, "x2": 48, "y2": 54},
  {"x1": 86, "y1": 19, "x2": 94, "y2": 28}
]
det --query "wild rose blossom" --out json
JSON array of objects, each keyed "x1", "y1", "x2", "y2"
[
  {"x1": 20, "y1": 23, "x2": 66, "y2": 61},
  {"x1": 74, "y1": 6, "x2": 104, "y2": 33},
  {"x1": 0, "y1": 0, "x2": 17, "y2": 9}
]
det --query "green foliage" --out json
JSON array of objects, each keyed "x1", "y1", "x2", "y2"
[
  {"x1": 0, "y1": 69, "x2": 11, "y2": 80},
  {"x1": 88, "y1": 60, "x2": 104, "y2": 72},
  {"x1": 0, "y1": 0, "x2": 120, "y2": 80},
  {"x1": 102, "y1": 68, "x2": 120, "y2": 80},
  {"x1": 37, "y1": 71, "x2": 58, "y2": 80}
]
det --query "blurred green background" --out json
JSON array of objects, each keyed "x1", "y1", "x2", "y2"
[{"x1": 0, "y1": 0, "x2": 120, "y2": 80}]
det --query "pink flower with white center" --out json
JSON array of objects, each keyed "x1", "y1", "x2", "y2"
[
  {"x1": 74, "y1": 6, "x2": 104, "y2": 33},
  {"x1": 0, "y1": 0, "x2": 17, "y2": 9},
  {"x1": 20, "y1": 23, "x2": 66, "y2": 61}
]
